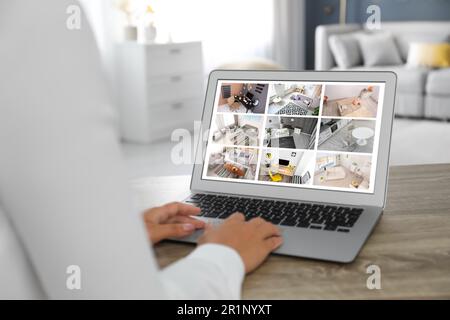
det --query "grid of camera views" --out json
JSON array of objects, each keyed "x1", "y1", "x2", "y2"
[{"x1": 204, "y1": 81, "x2": 382, "y2": 193}]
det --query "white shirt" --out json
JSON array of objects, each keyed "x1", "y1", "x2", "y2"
[{"x1": 0, "y1": 0, "x2": 244, "y2": 299}]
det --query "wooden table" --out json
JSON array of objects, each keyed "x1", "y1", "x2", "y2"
[{"x1": 131, "y1": 164, "x2": 450, "y2": 299}]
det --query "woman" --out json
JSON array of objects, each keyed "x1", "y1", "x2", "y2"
[{"x1": 0, "y1": 0, "x2": 282, "y2": 299}]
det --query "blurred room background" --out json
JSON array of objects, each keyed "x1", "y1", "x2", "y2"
[{"x1": 80, "y1": 0, "x2": 450, "y2": 179}]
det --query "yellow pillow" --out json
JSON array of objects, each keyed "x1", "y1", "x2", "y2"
[{"x1": 407, "y1": 42, "x2": 450, "y2": 68}]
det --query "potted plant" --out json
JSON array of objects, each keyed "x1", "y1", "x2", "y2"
[
  {"x1": 116, "y1": 0, "x2": 137, "y2": 41},
  {"x1": 139, "y1": 3, "x2": 157, "y2": 43}
]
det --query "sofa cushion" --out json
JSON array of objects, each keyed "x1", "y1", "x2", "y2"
[
  {"x1": 426, "y1": 68, "x2": 450, "y2": 96},
  {"x1": 407, "y1": 43, "x2": 450, "y2": 68},
  {"x1": 329, "y1": 33, "x2": 363, "y2": 68},
  {"x1": 373, "y1": 22, "x2": 450, "y2": 61},
  {"x1": 395, "y1": 33, "x2": 450, "y2": 62},
  {"x1": 344, "y1": 65, "x2": 430, "y2": 94},
  {"x1": 357, "y1": 32, "x2": 403, "y2": 67}
]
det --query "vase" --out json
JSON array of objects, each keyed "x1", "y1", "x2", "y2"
[
  {"x1": 140, "y1": 24, "x2": 157, "y2": 44},
  {"x1": 123, "y1": 25, "x2": 138, "y2": 42}
]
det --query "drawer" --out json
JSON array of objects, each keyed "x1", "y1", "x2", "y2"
[
  {"x1": 147, "y1": 73, "x2": 204, "y2": 104},
  {"x1": 145, "y1": 43, "x2": 203, "y2": 76},
  {"x1": 148, "y1": 96, "x2": 204, "y2": 134}
]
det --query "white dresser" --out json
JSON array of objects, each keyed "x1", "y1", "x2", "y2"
[{"x1": 115, "y1": 42, "x2": 204, "y2": 143}]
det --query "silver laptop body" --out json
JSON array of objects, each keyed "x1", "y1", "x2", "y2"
[{"x1": 177, "y1": 70, "x2": 396, "y2": 263}]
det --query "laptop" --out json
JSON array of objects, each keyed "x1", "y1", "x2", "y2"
[{"x1": 180, "y1": 70, "x2": 397, "y2": 263}]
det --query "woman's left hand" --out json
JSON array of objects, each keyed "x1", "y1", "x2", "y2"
[{"x1": 143, "y1": 202, "x2": 205, "y2": 245}]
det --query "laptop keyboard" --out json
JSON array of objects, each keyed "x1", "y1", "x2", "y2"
[{"x1": 185, "y1": 194, "x2": 363, "y2": 233}]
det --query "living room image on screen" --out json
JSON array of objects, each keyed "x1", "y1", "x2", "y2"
[
  {"x1": 313, "y1": 153, "x2": 372, "y2": 191},
  {"x1": 258, "y1": 149, "x2": 315, "y2": 185},
  {"x1": 322, "y1": 84, "x2": 380, "y2": 118},
  {"x1": 205, "y1": 145, "x2": 259, "y2": 180},
  {"x1": 267, "y1": 82, "x2": 322, "y2": 116},
  {"x1": 318, "y1": 118, "x2": 376, "y2": 153},
  {"x1": 217, "y1": 83, "x2": 268, "y2": 114},
  {"x1": 263, "y1": 116, "x2": 318, "y2": 150},
  {"x1": 210, "y1": 114, "x2": 263, "y2": 147}
]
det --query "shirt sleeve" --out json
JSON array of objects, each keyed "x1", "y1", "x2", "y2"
[
  {"x1": 161, "y1": 244, "x2": 245, "y2": 299},
  {"x1": 0, "y1": 0, "x2": 244, "y2": 300}
]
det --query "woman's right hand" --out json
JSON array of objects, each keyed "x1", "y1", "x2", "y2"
[{"x1": 197, "y1": 212, "x2": 283, "y2": 273}]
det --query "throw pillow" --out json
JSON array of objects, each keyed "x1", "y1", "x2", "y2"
[
  {"x1": 329, "y1": 33, "x2": 363, "y2": 69},
  {"x1": 407, "y1": 42, "x2": 450, "y2": 68},
  {"x1": 357, "y1": 32, "x2": 403, "y2": 67}
]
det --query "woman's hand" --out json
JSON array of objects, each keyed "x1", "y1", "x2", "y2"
[
  {"x1": 198, "y1": 213, "x2": 283, "y2": 274},
  {"x1": 143, "y1": 202, "x2": 205, "y2": 245}
]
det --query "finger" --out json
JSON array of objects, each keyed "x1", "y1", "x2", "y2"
[
  {"x1": 149, "y1": 202, "x2": 201, "y2": 223},
  {"x1": 163, "y1": 202, "x2": 202, "y2": 216},
  {"x1": 149, "y1": 223, "x2": 196, "y2": 244},
  {"x1": 167, "y1": 216, "x2": 206, "y2": 229},
  {"x1": 142, "y1": 207, "x2": 159, "y2": 223},
  {"x1": 248, "y1": 217, "x2": 265, "y2": 226},
  {"x1": 264, "y1": 236, "x2": 283, "y2": 251},
  {"x1": 257, "y1": 221, "x2": 282, "y2": 239},
  {"x1": 227, "y1": 212, "x2": 245, "y2": 222}
]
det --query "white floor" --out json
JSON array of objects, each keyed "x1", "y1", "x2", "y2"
[{"x1": 122, "y1": 118, "x2": 450, "y2": 179}]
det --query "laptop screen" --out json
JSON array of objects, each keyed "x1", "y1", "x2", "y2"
[{"x1": 202, "y1": 80, "x2": 385, "y2": 194}]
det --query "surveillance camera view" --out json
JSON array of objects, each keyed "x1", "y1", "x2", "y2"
[
  {"x1": 217, "y1": 83, "x2": 268, "y2": 114},
  {"x1": 210, "y1": 114, "x2": 264, "y2": 147},
  {"x1": 267, "y1": 83, "x2": 322, "y2": 116},
  {"x1": 205, "y1": 145, "x2": 259, "y2": 180}
]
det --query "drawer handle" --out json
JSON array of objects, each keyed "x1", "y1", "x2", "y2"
[
  {"x1": 171, "y1": 102, "x2": 183, "y2": 109},
  {"x1": 170, "y1": 75, "x2": 182, "y2": 82},
  {"x1": 169, "y1": 48, "x2": 181, "y2": 54}
]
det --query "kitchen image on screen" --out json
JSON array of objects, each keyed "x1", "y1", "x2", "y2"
[
  {"x1": 263, "y1": 116, "x2": 318, "y2": 150},
  {"x1": 258, "y1": 149, "x2": 315, "y2": 185},
  {"x1": 313, "y1": 153, "x2": 372, "y2": 191},
  {"x1": 210, "y1": 114, "x2": 263, "y2": 147},
  {"x1": 217, "y1": 83, "x2": 268, "y2": 114},
  {"x1": 205, "y1": 145, "x2": 259, "y2": 180},
  {"x1": 267, "y1": 82, "x2": 322, "y2": 116},
  {"x1": 318, "y1": 118, "x2": 376, "y2": 153},
  {"x1": 322, "y1": 84, "x2": 380, "y2": 118}
]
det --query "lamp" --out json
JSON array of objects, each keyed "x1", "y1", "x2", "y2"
[{"x1": 339, "y1": 0, "x2": 347, "y2": 25}]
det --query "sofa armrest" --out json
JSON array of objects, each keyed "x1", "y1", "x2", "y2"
[{"x1": 315, "y1": 24, "x2": 361, "y2": 70}]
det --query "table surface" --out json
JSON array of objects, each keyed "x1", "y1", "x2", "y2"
[{"x1": 131, "y1": 164, "x2": 450, "y2": 299}]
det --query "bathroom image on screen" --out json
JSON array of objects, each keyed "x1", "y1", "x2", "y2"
[
  {"x1": 318, "y1": 118, "x2": 376, "y2": 153},
  {"x1": 206, "y1": 145, "x2": 258, "y2": 180},
  {"x1": 263, "y1": 116, "x2": 318, "y2": 150},
  {"x1": 210, "y1": 114, "x2": 263, "y2": 147},
  {"x1": 217, "y1": 83, "x2": 268, "y2": 114},
  {"x1": 322, "y1": 84, "x2": 380, "y2": 118},
  {"x1": 267, "y1": 83, "x2": 322, "y2": 116},
  {"x1": 313, "y1": 153, "x2": 372, "y2": 190},
  {"x1": 258, "y1": 149, "x2": 315, "y2": 184}
]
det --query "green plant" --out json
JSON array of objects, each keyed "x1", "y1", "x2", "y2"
[{"x1": 312, "y1": 107, "x2": 320, "y2": 116}]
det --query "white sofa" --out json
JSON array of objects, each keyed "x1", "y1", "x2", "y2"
[{"x1": 315, "y1": 21, "x2": 450, "y2": 119}]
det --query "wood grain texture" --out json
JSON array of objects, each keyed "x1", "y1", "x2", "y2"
[{"x1": 133, "y1": 164, "x2": 450, "y2": 299}]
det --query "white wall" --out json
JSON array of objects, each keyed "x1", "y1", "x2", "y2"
[
  {"x1": 266, "y1": 116, "x2": 282, "y2": 129},
  {"x1": 262, "y1": 149, "x2": 302, "y2": 167},
  {"x1": 295, "y1": 151, "x2": 316, "y2": 178},
  {"x1": 339, "y1": 154, "x2": 372, "y2": 179},
  {"x1": 325, "y1": 84, "x2": 381, "y2": 101},
  {"x1": 238, "y1": 115, "x2": 263, "y2": 130},
  {"x1": 211, "y1": 114, "x2": 234, "y2": 132}
]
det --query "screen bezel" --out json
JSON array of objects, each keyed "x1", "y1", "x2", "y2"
[{"x1": 191, "y1": 70, "x2": 397, "y2": 208}]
